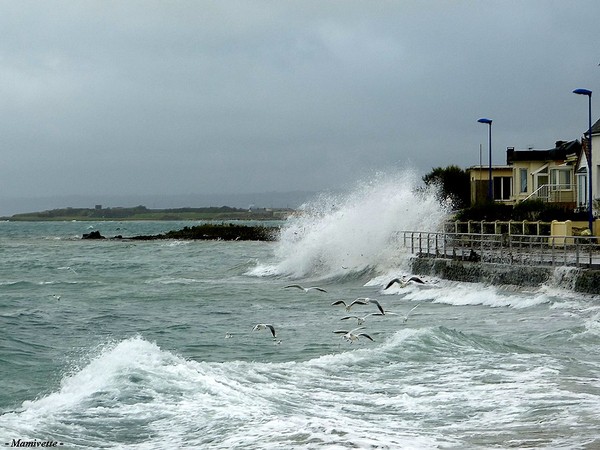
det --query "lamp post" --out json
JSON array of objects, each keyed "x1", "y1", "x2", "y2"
[
  {"x1": 573, "y1": 88, "x2": 593, "y2": 235},
  {"x1": 478, "y1": 118, "x2": 493, "y2": 201}
]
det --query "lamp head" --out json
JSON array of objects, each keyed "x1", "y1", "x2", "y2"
[
  {"x1": 477, "y1": 118, "x2": 492, "y2": 125},
  {"x1": 573, "y1": 88, "x2": 592, "y2": 97}
]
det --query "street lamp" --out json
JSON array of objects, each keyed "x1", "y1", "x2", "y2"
[
  {"x1": 478, "y1": 118, "x2": 493, "y2": 201},
  {"x1": 573, "y1": 88, "x2": 593, "y2": 235}
]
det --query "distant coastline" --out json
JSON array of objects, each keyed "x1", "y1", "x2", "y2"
[{"x1": 0, "y1": 205, "x2": 294, "y2": 222}]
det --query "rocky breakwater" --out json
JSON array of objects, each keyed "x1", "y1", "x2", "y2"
[{"x1": 82, "y1": 223, "x2": 279, "y2": 241}]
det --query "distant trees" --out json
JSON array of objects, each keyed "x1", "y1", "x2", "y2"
[{"x1": 422, "y1": 165, "x2": 470, "y2": 210}]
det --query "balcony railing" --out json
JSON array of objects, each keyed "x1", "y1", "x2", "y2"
[{"x1": 521, "y1": 183, "x2": 575, "y2": 203}]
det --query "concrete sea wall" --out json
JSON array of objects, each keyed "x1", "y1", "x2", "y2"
[{"x1": 410, "y1": 257, "x2": 600, "y2": 295}]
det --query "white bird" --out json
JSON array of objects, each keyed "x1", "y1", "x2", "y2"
[
  {"x1": 340, "y1": 312, "x2": 384, "y2": 325},
  {"x1": 252, "y1": 323, "x2": 277, "y2": 338},
  {"x1": 384, "y1": 276, "x2": 425, "y2": 290},
  {"x1": 52, "y1": 295, "x2": 61, "y2": 301},
  {"x1": 331, "y1": 298, "x2": 369, "y2": 311},
  {"x1": 402, "y1": 303, "x2": 421, "y2": 322},
  {"x1": 333, "y1": 327, "x2": 374, "y2": 343},
  {"x1": 284, "y1": 284, "x2": 327, "y2": 293}
]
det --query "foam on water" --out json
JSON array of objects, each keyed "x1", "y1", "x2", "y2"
[
  {"x1": 2, "y1": 324, "x2": 599, "y2": 449},
  {"x1": 251, "y1": 170, "x2": 450, "y2": 279}
]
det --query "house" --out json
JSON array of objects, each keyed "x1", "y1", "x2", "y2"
[
  {"x1": 576, "y1": 118, "x2": 600, "y2": 214},
  {"x1": 506, "y1": 139, "x2": 581, "y2": 208},
  {"x1": 468, "y1": 165, "x2": 514, "y2": 205}
]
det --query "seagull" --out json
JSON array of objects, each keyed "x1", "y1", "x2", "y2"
[
  {"x1": 402, "y1": 303, "x2": 421, "y2": 322},
  {"x1": 340, "y1": 312, "x2": 384, "y2": 325},
  {"x1": 333, "y1": 327, "x2": 374, "y2": 343},
  {"x1": 331, "y1": 298, "x2": 369, "y2": 311},
  {"x1": 354, "y1": 297, "x2": 386, "y2": 315},
  {"x1": 52, "y1": 295, "x2": 61, "y2": 301},
  {"x1": 252, "y1": 323, "x2": 277, "y2": 338},
  {"x1": 384, "y1": 276, "x2": 425, "y2": 290},
  {"x1": 284, "y1": 284, "x2": 327, "y2": 293}
]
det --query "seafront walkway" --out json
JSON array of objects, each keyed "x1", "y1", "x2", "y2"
[{"x1": 397, "y1": 229, "x2": 600, "y2": 269}]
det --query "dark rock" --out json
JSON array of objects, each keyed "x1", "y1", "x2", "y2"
[{"x1": 82, "y1": 230, "x2": 105, "y2": 239}]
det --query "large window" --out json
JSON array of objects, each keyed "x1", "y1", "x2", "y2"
[
  {"x1": 519, "y1": 168, "x2": 528, "y2": 193},
  {"x1": 550, "y1": 168, "x2": 572, "y2": 190},
  {"x1": 493, "y1": 176, "x2": 511, "y2": 200}
]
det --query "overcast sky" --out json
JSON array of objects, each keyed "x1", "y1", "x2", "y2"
[{"x1": 1, "y1": 1, "x2": 599, "y2": 214}]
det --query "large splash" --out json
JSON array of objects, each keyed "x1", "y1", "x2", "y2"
[{"x1": 255, "y1": 169, "x2": 451, "y2": 279}]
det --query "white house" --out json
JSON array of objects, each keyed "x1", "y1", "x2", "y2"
[{"x1": 581, "y1": 118, "x2": 600, "y2": 213}]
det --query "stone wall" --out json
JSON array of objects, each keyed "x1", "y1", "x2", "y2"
[{"x1": 410, "y1": 256, "x2": 599, "y2": 295}]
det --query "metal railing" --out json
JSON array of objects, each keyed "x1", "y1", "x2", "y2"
[
  {"x1": 398, "y1": 230, "x2": 600, "y2": 269},
  {"x1": 444, "y1": 220, "x2": 552, "y2": 236}
]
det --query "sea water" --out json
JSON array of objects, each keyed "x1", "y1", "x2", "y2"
[{"x1": 1, "y1": 171, "x2": 599, "y2": 449}]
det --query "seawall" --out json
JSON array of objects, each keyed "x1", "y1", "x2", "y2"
[{"x1": 410, "y1": 256, "x2": 600, "y2": 295}]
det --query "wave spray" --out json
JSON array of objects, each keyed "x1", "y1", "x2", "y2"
[{"x1": 265, "y1": 169, "x2": 451, "y2": 278}]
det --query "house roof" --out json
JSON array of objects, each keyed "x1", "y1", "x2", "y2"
[
  {"x1": 589, "y1": 118, "x2": 600, "y2": 136},
  {"x1": 506, "y1": 139, "x2": 581, "y2": 165}
]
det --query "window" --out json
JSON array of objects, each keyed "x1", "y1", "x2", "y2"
[
  {"x1": 519, "y1": 168, "x2": 528, "y2": 193},
  {"x1": 550, "y1": 168, "x2": 572, "y2": 190},
  {"x1": 493, "y1": 176, "x2": 511, "y2": 200},
  {"x1": 577, "y1": 167, "x2": 588, "y2": 207}
]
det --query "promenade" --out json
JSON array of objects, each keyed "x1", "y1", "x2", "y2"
[{"x1": 397, "y1": 227, "x2": 600, "y2": 294}]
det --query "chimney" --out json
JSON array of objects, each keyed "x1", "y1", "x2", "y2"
[{"x1": 506, "y1": 147, "x2": 515, "y2": 165}]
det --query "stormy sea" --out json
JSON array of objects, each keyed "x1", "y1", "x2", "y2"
[{"x1": 1, "y1": 173, "x2": 599, "y2": 449}]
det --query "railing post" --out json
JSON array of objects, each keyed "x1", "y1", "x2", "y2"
[
  {"x1": 426, "y1": 232, "x2": 430, "y2": 257},
  {"x1": 443, "y1": 231, "x2": 447, "y2": 258}
]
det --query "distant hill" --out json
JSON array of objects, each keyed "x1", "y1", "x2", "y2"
[
  {"x1": 2, "y1": 205, "x2": 294, "y2": 221},
  {"x1": 0, "y1": 191, "x2": 317, "y2": 217}
]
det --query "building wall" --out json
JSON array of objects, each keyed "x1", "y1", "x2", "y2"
[{"x1": 469, "y1": 167, "x2": 514, "y2": 205}]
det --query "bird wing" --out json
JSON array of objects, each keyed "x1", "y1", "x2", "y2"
[
  {"x1": 358, "y1": 333, "x2": 374, "y2": 341},
  {"x1": 340, "y1": 315, "x2": 359, "y2": 321},
  {"x1": 349, "y1": 298, "x2": 369, "y2": 307},
  {"x1": 331, "y1": 300, "x2": 347, "y2": 307},
  {"x1": 369, "y1": 299, "x2": 385, "y2": 315},
  {"x1": 333, "y1": 330, "x2": 350, "y2": 335},
  {"x1": 284, "y1": 284, "x2": 303, "y2": 290},
  {"x1": 309, "y1": 287, "x2": 327, "y2": 292},
  {"x1": 266, "y1": 324, "x2": 276, "y2": 338},
  {"x1": 408, "y1": 303, "x2": 421, "y2": 314},
  {"x1": 384, "y1": 278, "x2": 401, "y2": 290},
  {"x1": 408, "y1": 276, "x2": 425, "y2": 284},
  {"x1": 349, "y1": 326, "x2": 366, "y2": 334}
]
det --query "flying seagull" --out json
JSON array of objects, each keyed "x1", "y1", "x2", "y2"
[
  {"x1": 340, "y1": 312, "x2": 384, "y2": 325},
  {"x1": 402, "y1": 303, "x2": 421, "y2": 322},
  {"x1": 384, "y1": 276, "x2": 425, "y2": 290},
  {"x1": 333, "y1": 327, "x2": 374, "y2": 343},
  {"x1": 284, "y1": 284, "x2": 327, "y2": 293},
  {"x1": 331, "y1": 298, "x2": 369, "y2": 311},
  {"x1": 252, "y1": 323, "x2": 277, "y2": 338}
]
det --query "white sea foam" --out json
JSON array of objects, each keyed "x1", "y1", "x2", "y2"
[
  {"x1": 252, "y1": 170, "x2": 450, "y2": 278},
  {"x1": 2, "y1": 326, "x2": 599, "y2": 449}
]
